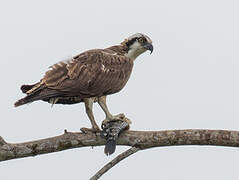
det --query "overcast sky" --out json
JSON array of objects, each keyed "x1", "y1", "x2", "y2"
[{"x1": 1, "y1": 0, "x2": 239, "y2": 179}]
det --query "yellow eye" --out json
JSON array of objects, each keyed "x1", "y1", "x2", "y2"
[{"x1": 138, "y1": 38, "x2": 145, "y2": 43}]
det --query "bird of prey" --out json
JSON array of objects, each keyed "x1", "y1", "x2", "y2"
[{"x1": 14, "y1": 33, "x2": 153, "y2": 132}]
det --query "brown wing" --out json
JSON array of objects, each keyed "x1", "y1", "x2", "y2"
[{"x1": 40, "y1": 48, "x2": 134, "y2": 98}]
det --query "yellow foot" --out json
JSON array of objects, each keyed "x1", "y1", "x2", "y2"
[{"x1": 102, "y1": 113, "x2": 131, "y2": 129}]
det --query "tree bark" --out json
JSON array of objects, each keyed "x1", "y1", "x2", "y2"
[{"x1": 1, "y1": 129, "x2": 239, "y2": 162}]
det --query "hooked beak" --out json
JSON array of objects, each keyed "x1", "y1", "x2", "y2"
[{"x1": 144, "y1": 43, "x2": 153, "y2": 54}]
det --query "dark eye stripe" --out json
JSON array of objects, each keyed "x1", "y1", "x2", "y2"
[{"x1": 126, "y1": 37, "x2": 138, "y2": 47}]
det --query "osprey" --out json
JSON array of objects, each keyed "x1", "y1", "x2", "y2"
[{"x1": 14, "y1": 33, "x2": 153, "y2": 132}]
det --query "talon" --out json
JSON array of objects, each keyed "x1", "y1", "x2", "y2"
[
  {"x1": 109, "y1": 113, "x2": 126, "y2": 122},
  {"x1": 124, "y1": 117, "x2": 132, "y2": 124},
  {"x1": 101, "y1": 113, "x2": 131, "y2": 129},
  {"x1": 118, "y1": 113, "x2": 125, "y2": 119}
]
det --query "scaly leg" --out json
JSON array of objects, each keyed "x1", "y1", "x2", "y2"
[
  {"x1": 81, "y1": 98, "x2": 101, "y2": 133},
  {"x1": 98, "y1": 96, "x2": 131, "y2": 127}
]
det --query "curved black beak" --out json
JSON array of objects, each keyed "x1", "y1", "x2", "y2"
[{"x1": 144, "y1": 43, "x2": 153, "y2": 54}]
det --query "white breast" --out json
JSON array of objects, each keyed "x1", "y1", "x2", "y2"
[{"x1": 125, "y1": 41, "x2": 146, "y2": 60}]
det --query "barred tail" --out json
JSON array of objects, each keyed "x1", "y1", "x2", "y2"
[{"x1": 104, "y1": 138, "x2": 116, "y2": 156}]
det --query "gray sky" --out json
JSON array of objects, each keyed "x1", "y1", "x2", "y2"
[{"x1": 1, "y1": 0, "x2": 239, "y2": 179}]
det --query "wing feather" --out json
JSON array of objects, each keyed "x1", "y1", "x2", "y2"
[{"x1": 39, "y1": 49, "x2": 133, "y2": 98}]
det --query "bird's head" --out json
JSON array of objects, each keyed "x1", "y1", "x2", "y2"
[{"x1": 122, "y1": 33, "x2": 153, "y2": 60}]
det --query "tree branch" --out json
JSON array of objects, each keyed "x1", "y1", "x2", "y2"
[
  {"x1": 90, "y1": 147, "x2": 140, "y2": 180},
  {"x1": 1, "y1": 129, "x2": 239, "y2": 162}
]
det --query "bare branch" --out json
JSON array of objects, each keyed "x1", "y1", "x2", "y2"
[
  {"x1": 90, "y1": 147, "x2": 140, "y2": 180},
  {"x1": 1, "y1": 129, "x2": 239, "y2": 162}
]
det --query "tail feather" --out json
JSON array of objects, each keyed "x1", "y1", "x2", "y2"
[
  {"x1": 14, "y1": 88, "x2": 63, "y2": 107},
  {"x1": 14, "y1": 97, "x2": 32, "y2": 107},
  {"x1": 21, "y1": 84, "x2": 36, "y2": 93},
  {"x1": 14, "y1": 92, "x2": 43, "y2": 107}
]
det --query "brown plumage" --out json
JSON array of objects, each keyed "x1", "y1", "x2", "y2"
[
  {"x1": 14, "y1": 33, "x2": 153, "y2": 137},
  {"x1": 15, "y1": 46, "x2": 133, "y2": 107}
]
